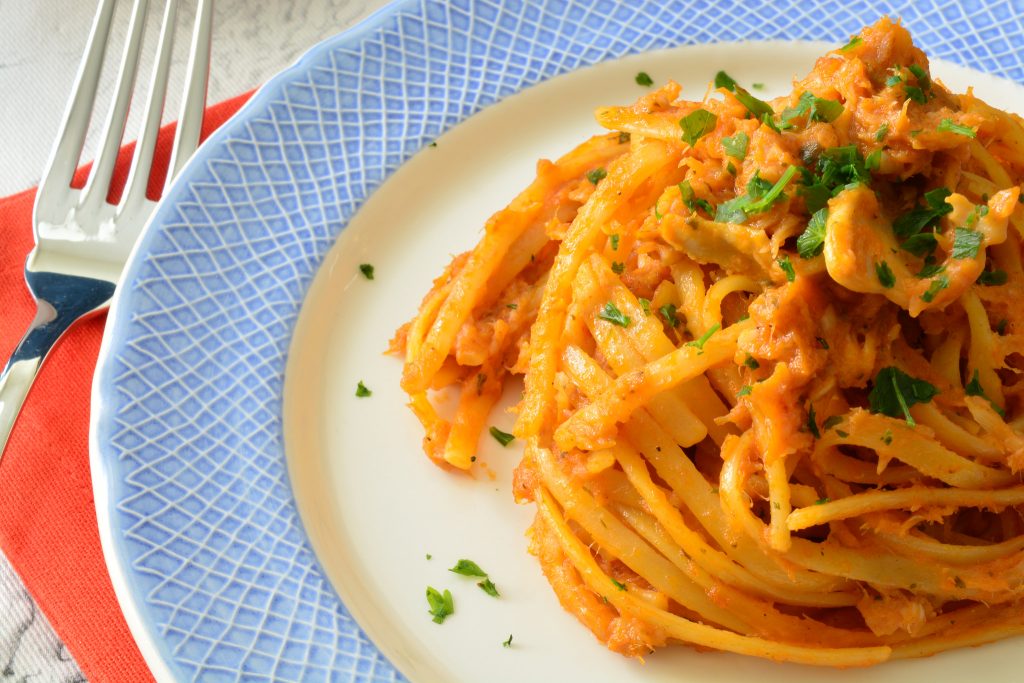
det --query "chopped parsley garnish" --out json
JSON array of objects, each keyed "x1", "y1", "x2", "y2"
[
  {"x1": 997, "y1": 319, "x2": 1009, "y2": 335},
  {"x1": 617, "y1": 131, "x2": 631, "y2": 144},
  {"x1": 450, "y1": 559, "x2": 489, "y2": 577},
  {"x1": 901, "y1": 232, "x2": 939, "y2": 258},
  {"x1": 717, "y1": 166, "x2": 799, "y2": 223},
  {"x1": 874, "y1": 123, "x2": 889, "y2": 141},
  {"x1": 503, "y1": 634, "x2": 513, "y2": 648},
  {"x1": 822, "y1": 415, "x2": 844, "y2": 431},
  {"x1": 611, "y1": 261, "x2": 625, "y2": 274},
  {"x1": 778, "y1": 254, "x2": 796, "y2": 282},
  {"x1": 875, "y1": 260, "x2": 896, "y2": 289},
  {"x1": 506, "y1": 303, "x2": 518, "y2": 309},
  {"x1": 954, "y1": 576, "x2": 966, "y2": 590},
  {"x1": 586, "y1": 167, "x2": 607, "y2": 184},
  {"x1": 359, "y1": 263, "x2": 375, "y2": 280},
  {"x1": 727, "y1": 161, "x2": 737, "y2": 175},
  {"x1": 921, "y1": 275, "x2": 950, "y2": 303},
  {"x1": 797, "y1": 208, "x2": 828, "y2": 259},
  {"x1": 916, "y1": 259, "x2": 945, "y2": 278},
  {"x1": 887, "y1": 64, "x2": 930, "y2": 104},
  {"x1": 426, "y1": 586, "x2": 454, "y2": 624},
  {"x1": 799, "y1": 146, "x2": 872, "y2": 213},
  {"x1": 882, "y1": 429, "x2": 894, "y2": 445},
  {"x1": 714, "y1": 70, "x2": 775, "y2": 119},
  {"x1": 635, "y1": 71, "x2": 654, "y2": 87},
  {"x1": 893, "y1": 187, "x2": 952, "y2": 241},
  {"x1": 814, "y1": 497, "x2": 831, "y2": 505},
  {"x1": 966, "y1": 369, "x2": 1006, "y2": 417},
  {"x1": 489, "y1": 426, "x2": 515, "y2": 447},
  {"x1": 611, "y1": 578, "x2": 628, "y2": 591},
  {"x1": 599, "y1": 301, "x2": 631, "y2": 327},
  {"x1": 659, "y1": 303, "x2": 680, "y2": 327},
  {"x1": 752, "y1": 82, "x2": 765, "y2": 90},
  {"x1": 865, "y1": 149, "x2": 882, "y2": 171},
  {"x1": 937, "y1": 118, "x2": 977, "y2": 138},
  {"x1": 638, "y1": 298, "x2": 652, "y2": 315},
  {"x1": 426, "y1": 554, "x2": 432, "y2": 560},
  {"x1": 356, "y1": 381, "x2": 372, "y2": 397},
  {"x1": 807, "y1": 403, "x2": 821, "y2": 439},
  {"x1": 679, "y1": 180, "x2": 714, "y2": 215},
  {"x1": 779, "y1": 91, "x2": 844, "y2": 129},
  {"x1": 868, "y1": 367, "x2": 939, "y2": 426},
  {"x1": 977, "y1": 268, "x2": 1008, "y2": 286},
  {"x1": 952, "y1": 227, "x2": 983, "y2": 259},
  {"x1": 687, "y1": 323, "x2": 721, "y2": 352},
  {"x1": 680, "y1": 109, "x2": 718, "y2": 147},
  {"x1": 840, "y1": 36, "x2": 863, "y2": 51},
  {"x1": 817, "y1": 337, "x2": 829, "y2": 349},
  {"x1": 737, "y1": 385, "x2": 753, "y2": 397},
  {"x1": 610, "y1": 233, "x2": 620, "y2": 250},
  {"x1": 744, "y1": 355, "x2": 760, "y2": 369},
  {"x1": 721, "y1": 131, "x2": 749, "y2": 159},
  {"x1": 478, "y1": 578, "x2": 500, "y2": 597}
]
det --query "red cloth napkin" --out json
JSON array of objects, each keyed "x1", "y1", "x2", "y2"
[{"x1": 0, "y1": 91, "x2": 253, "y2": 683}]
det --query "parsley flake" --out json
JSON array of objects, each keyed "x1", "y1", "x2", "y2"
[
  {"x1": 952, "y1": 227, "x2": 983, "y2": 259},
  {"x1": 599, "y1": 301, "x2": 631, "y2": 327},
  {"x1": 610, "y1": 233, "x2": 620, "y2": 250},
  {"x1": 478, "y1": 578, "x2": 500, "y2": 598},
  {"x1": 356, "y1": 381, "x2": 372, "y2": 397},
  {"x1": 840, "y1": 36, "x2": 863, "y2": 51},
  {"x1": 686, "y1": 323, "x2": 721, "y2": 351},
  {"x1": 807, "y1": 403, "x2": 821, "y2": 439},
  {"x1": 450, "y1": 559, "x2": 489, "y2": 577},
  {"x1": 814, "y1": 497, "x2": 831, "y2": 505},
  {"x1": 894, "y1": 187, "x2": 952, "y2": 240},
  {"x1": 797, "y1": 208, "x2": 828, "y2": 259},
  {"x1": 977, "y1": 268, "x2": 1008, "y2": 286},
  {"x1": 722, "y1": 131, "x2": 749, "y2": 159},
  {"x1": 359, "y1": 263, "x2": 375, "y2": 280},
  {"x1": 586, "y1": 168, "x2": 607, "y2": 185},
  {"x1": 921, "y1": 275, "x2": 950, "y2": 303},
  {"x1": 779, "y1": 91, "x2": 844, "y2": 129},
  {"x1": 874, "y1": 123, "x2": 890, "y2": 141},
  {"x1": 611, "y1": 578, "x2": 627, "y2": 591},
  {"x1": 714, "y1": 71, "x2": 775, "y2": 119},
  {"x1": 659, "y1": 303, "x2": 680, "y2": 327},
  {"x1": 617, "y1": 131, "x2": 631, "y2": 144},
  {"x1": 937, "y1": 118, "x2": 977, "y2": 138},
  {"x1": 503, "y1": 634, "x2": 513, "y2": 648},
  {"x1": 737, "y1": 385, "x2": 753, "y2": 397},
  {"x1": 744, "y1": 355, "x2": 760, "y2": 369},
  {"x1": 489, "y1": 426, "x2": 515, "y2": 447},
  {"x1": 868, "y1": 367, "x2": 939, "y2": 426},
  {"x1": 611, "y1": 261, "x2": 625, "y2": 275},
  {"x1": 680, "y1": 109, "x2": 718, "y2": 147},
  {"x1": 875, "y1": 260, "x2": 896, "y2": 289},
  {"x1": 778, "y1": 254, "x2": 796, "y2": 282},
  {"x1": 966, "y1": 369, "x2": 1006, "y2": 417},
  {"x1": 635, "y1": 71, "x2": 654, "y2": 87},
  {"x1": 426, "y1": 586, "x2": 454, "y2": 624},
  {"x1": 822, "y1": 415, "x2": 844, "y2": 431},
  {"x1": 638, "y1": 298, "x2": 652, "y2": 315}
]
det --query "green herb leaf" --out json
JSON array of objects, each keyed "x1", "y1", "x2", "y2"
[
  {"x1": 638, "y1": 298, "x2": 652, "y2": 315},
  {"x1": 744, "y1": 165, "x2": 799, "y2": 214},
  {"x1": 916, "y1": 259, "x2": 945, "y2": 278},
  {"x1": 359, "y1": 263, "x2": 375, "y2": 280},
  {"x1": 814, "y1": 497, "x2": 831, "y2": 505},
  {"x1": 686, "y1": 323, "x2": 721, "y2": 351},
  {"x1": 426, "y1": 586, "x2": 454, "y2": 624},
  {"x1": 952, "y1": 227, "x2": 983, "y2": 259},
  {"x1": 737, "y1": 385, "x2": 752, "y2": 397},
  {"x1": 817, "y1": 337, "x2": 829, "y2": 349},
  {"x1": 921, "y1": 275, "x2": 950, "y2": 303},
  {"x1": 635, "y1": 71, "x2": 654, "y2": 87},
  {"x1": 893, "y1": 187, "x2": 952, "y2": 239},
  {"x1": 965, "y1": 369, "x2": 1006, "y2": 417},
  {"x1": 611, "y1": 261, "x2": 625, "y2": 274},
  {"x1": 356, "y1": 381, "x2": 372, "y2": 397},
  {"x1": 715, "y1": 196, "x2": 750, "y2": 224},
  {"x1": 874, "y1": 123, "x2": 890, "y2": 141},
  {"x1": 937, "y1": 118, "x2": 976, "y2": 138},
  {"x1": 904, "y1": 84, "x2": 928, "y2": 104},
  {"x1": 780, "y1": 91, "x2": 844, "y2": 129},
  {"x1": 678, "y1": 180, "x2": 713, "y2": 215},
  {"x1": 611, "y1": 578, "x2": 628, "y2": 591},
  {"x1": 875, "y1": 260, "x2": 896, "y2": 289},
  {"x1": 907, "y1": 63, "x2": 930, "y2": 88},
  {"x1": 882, "y1": 429, "x2": 894, "y2": 445},
  {"x1": 659, "y1": 303, "x2": 680, "y2": 327},
  {"x1": 822, "y1": 415, "x2": 844, "y2": 431},
  {"x1": 450, "y1": 559, "x2": 489, "y2": 577},
  {"x1": 503, "y1": 634, "x2": 513, "y2": 648},
  {"x1": 680, "y1": 109, "x2": 718, "y2": 147},
  {"x1": 868, "y1": 367, "x2": 939, "y2": 425},
  {"x1": 617, "y1": 131, "x2": 631, "y2": 144},
  {"x1": 799, "y1": 146, "x2": 872, "y2": 214},
  {"x1": 586, "y1": 167, "x2": 607, "y2": 185},
  {"x1": 477, "y1": 578, "x2": 500, "y2": 597},
  {"x1": 778, "y1": 254, "x2": 796, "y2": 282},
  {"x1": 900, "y1": 232, "x2": 939, "y2": 258},
  {"x1": 715, "y1": 70, "x2": 775, "y2": 119},
  {"x1": 610, "y1": 233, "x2": 620, "y2": 250},
  {"x1": 807, "y1": 403, "x2": 821, "y2": 438},
  {"x1": 744, "y1": 355, "x2": 760, "y2": 369},
  {"x1": 797, "y1": 208, "x2": 828, "y2": 259},
  {"x1": 721, "y1": 131, "x2": 749, "y2": 159},
  {"x1": 599, "y1": 301, "x2": 631, "y2": 327},
  {"x1": 865, "y1": 149, "x2": 882, "y2": 171},
  {"x1": 977, "y1": 268, "x2": 1008, "y2": 286},
  {"x1": 840, "y1": 36, "x2": 863, "y2": 51},
  {"x1": 489, "y1": 426, "x2": 515, "y2": 447}
]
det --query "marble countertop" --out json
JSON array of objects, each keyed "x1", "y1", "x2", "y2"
[{"x1": 0, "y1": 0, "x2": 389, "y2": 679}]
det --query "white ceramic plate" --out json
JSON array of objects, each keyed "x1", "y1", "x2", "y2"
[{"x1": 283, "y1": 42, "x2": 1024, "y2": 683}]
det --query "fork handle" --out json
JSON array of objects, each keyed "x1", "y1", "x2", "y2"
[{"x1": 0, "y1": 274, "x2": 115, "y2": 462}]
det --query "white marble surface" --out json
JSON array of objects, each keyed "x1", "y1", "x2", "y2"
[{"x1": 0, "y1": 0, "x2": 389, "y2": 679}]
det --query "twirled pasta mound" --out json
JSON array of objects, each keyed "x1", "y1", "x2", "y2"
[{"x1": 392, "y1": 18, "x2": 1024, "y2": 665}]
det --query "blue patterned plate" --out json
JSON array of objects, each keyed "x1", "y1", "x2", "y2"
[{"x1": 91, "y1": 1, "x2": 1024, "y2": 681}]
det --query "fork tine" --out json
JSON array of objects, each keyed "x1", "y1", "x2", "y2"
[
  {"x1": 164, "y1": 0, "x2": 213, "y2": 190},
  {"x1": 119, "y1": 0, "x2": 179, "y2": 215},
  {"x1": 79, "y1": 0, "x2": 151, "y2": 215},
  {"x1": 34, "y1": 0, "x2": 118, "y2": 223}
]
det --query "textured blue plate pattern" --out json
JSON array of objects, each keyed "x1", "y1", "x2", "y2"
[{"x1": 91, "y1": 1, "x2": 1024, "y2": 680}]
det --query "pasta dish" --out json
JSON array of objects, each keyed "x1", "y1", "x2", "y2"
[{"x1": 390, "y1": 18, "x2": 1024, "y2": 665}]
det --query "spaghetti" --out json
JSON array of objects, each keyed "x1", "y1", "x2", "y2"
[{"x1": 391, "y1": 18, "x2": 1024, "y2": 665}]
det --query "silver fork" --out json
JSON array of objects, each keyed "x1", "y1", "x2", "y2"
[{"x1": 0, "y1": 0, "x2": 214, "y2": 459}]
